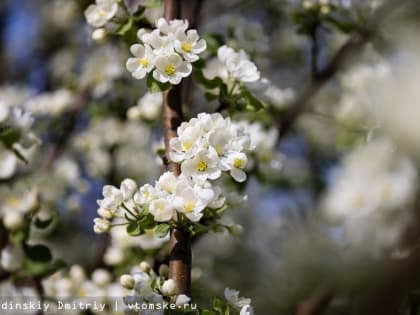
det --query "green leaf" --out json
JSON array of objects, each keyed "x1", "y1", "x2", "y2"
[
  {"x1": 241, "y1": 89, "x2": 265, "y2": 111},
  {"x1": 22, "y1": 259, "x2": 65, "y2": 278},
  {"x1": 155, "y1": 223, "x2": 170, "y2": 238},
  {"x1": 325, "y1": 16, "x2": 357, "y2": 33},
  {"x1": 143, "y1": 0, "x2": 162, "y2": 8},
  {"x1": 202, "y1": 311, "x2": 217, "y2": 315},
  {"x1": 140, "y1": 214, "x2": 157, "y2": 230},
  {"x1": 146, "y1": 73, "x2": 171, "y2": 93},
  {"x1": 127, "y1": 221, "x2": 143, "y2": 236},
  {"x1": 213, "y1": 297, "x2": 224, "y2": 312},
  {"x1": 202, "y1": 33, "x2": 224, "y2": 55},
  {"x1": 204, "y1": 92, "x2": 218, "y2": 102},
  {"x1": 116, "y1": 17, "x2": 133, "y2": 36},
  {"x1": 9, "y1": 227, "x2": 29, "y2": 244},
  {"x1": 192, "y1": 59, "x2": 206, "y2": 69},
  {"x1": 24, "y1": 244, "x2": 52, "y2": 263},
  {"x1": 0, "y1": 128, "x2": 21, "y2": 147}
]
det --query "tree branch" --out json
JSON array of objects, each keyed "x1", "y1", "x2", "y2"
[
  {"x1": 278, "y1": 29, "x2": 370, "y2": 139},
  {"x1": 277, "y1": 0, "x2": 400, "y2": 139},
  {"x1": 163, "y1": 0, "x2": 192, "y2": 296}
]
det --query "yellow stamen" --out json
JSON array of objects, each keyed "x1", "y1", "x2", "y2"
[
  {"x1": 233, "y1": 158, "x2": 245, "y2": 169},
  {"x1": 182, "y1": 42, "x2": 192, "y2": 53},
  {"x1": 165, "y1": 64, "x2": 176, "y2": 76},
  {"x1": 184, "y1": 201, "x2": 195, "y2": 213},
  {"x1": 197, "y1": 160, "x2": 207, "y2": 172},
  {"x1": 182, "y1": 141, "x2": 192, "y2": 151},
  {"x1": 139, "y1": 58, "x2": 148, "y2": 67}
]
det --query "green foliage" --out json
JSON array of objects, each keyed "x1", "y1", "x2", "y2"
[
  {"x1": 147, "y1": 73, "x2": 171, "y2": 92},
  {"x1": 155, "y1": 223, "x2": 170, "y2": 238},
  {"x1": 201, "y1": 33, "x2": 225, "y2": 55},
  {"x1": 143, "y1": 0, "x2": 163, "y2": 8},
  {"x1": 116, "y1": 17, "x2": 134, "y2": 36}
]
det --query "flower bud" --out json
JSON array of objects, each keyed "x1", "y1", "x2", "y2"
[
  {"x1": 161, "y1": 279, "x2": 178, "y2": 296},
  {"x1": 139, "y1": 261, "x2": 151, "y2": 273},
  {"x1": 229, "y1": 224, "x2": 243, "y2": 237},
  {"x1": 92, "y1": 269, "x2": 111, "y2": 287},
  {"x1": 93, "y1": 218, "x2": 110, "y2": 234},
  {"x1": 3, "y1": 211, "x2": 24, "y2": 230},
  {"x1": 120, "y1": 274, "x2": 135, "y2": 290},
  {"x1": 69, "y1": 265, "x2": 86, "y2": 283},
  {"x1": 97, "y1": 208, "x2": 113, "y2": 220},
  {"x1": 92, "y1": 28, "x2": 107, "y2": 42}
]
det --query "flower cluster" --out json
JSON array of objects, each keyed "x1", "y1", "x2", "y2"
[
  {"x1": 126, "y1": 18, "x2": 206, "y2": 84},
  {"x1": 224, "y1": 288, "x2": 254, "y2": 315},
  {"x1": 170, "y1": 113, "x2": 254, "y2": 183},
  {"x1": 121, "y1": 264, "x2": 192, "y2": 315},
  {"x1": 323, "y1": 138, "x2": 418, "y2": 251},
  {"x1": 93, "y1": 113, "x2": 255, "y2": 234},
  {"x1": 93, "y1": 170, "x2": 225, "y2": 234},
  {"x1": 43, "y1": 265, "x2": 126, "y2": 315}
]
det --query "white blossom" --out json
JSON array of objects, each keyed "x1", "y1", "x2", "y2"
[
  {"x1": 153, "y1": 53, "x2": 192, "y2": 85},
  {"x1": 126, "y1": 44, "x2": 156, "y2": 80},
  {"x1": 174, "y1": 29, "x2": 207, "y2": 62},
  {"x1": 84, "y1": 0, "x2": 118, "y2": 28},
  {"x1": 217, "y1": 45, "x2": 260, "y2": 83}
]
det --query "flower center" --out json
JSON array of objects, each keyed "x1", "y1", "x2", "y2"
[
  {"x1": 139, "y1": 58, "x2": 148, "y2": 67},
  {"x1": 184, "y1": 201, "x2": 195, "y2": 213},
  {"x1": 165, "y1": 64, "x2": 176, "y2": 76},
  {"x1": 182, "y1": 42, "x2": 192, "y2": 53},
  {"x1": 182, "y1": 141, "x2": 192, "y2": 151},
  {"x1": 233, "y1": 158, "x2": 245, "y2": 169},
  {"x1": 197, "y1": 160, "x2": 207, "y2": 172}
]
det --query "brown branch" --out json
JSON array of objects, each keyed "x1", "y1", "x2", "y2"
[
  {"x1": 277, "y1": 0, "x2": 401, "y2": 139},
  {"x1": 163, "y1": 0, "x2": 192, "y2": 296},
  {"x1": 278, "y1": 29, "x2": 370, "y2": 139},
  {"x1": 295, "y1": 288, "x2": 333, "y2": 315}
]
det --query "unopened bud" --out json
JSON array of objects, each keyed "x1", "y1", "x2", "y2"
[
  {"x1": 97, "y1": 208, "x2": 113, "y2": 220},
  {"x1": 92, "y1": 28, "x2": 107, "y2": 42},
  {"x1": 93, "y1": 218, "x2": 110, "y2": 234},
  {"x1": 139, "y1": 261, "x2": 151, "y2": 273},
  {"x1": 229, "y1": 224, "x2": 243, "y2": 237},
  {"x1": 120, "y1": 274, "x2": 135, "y2": 290},
  {"x1": 69, "y1": 265, "x2": 86, "y2": 283},
  {"x1": 161, "y1": 279, "x2": 177, "y2": 296},
  {"x1": 3, "y1": 211, "x2": 24, "y2": 230}
]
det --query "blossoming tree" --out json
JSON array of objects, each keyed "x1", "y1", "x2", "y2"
[{"x1": 2, "y1": 0, "x2": 420, "y2": 314}]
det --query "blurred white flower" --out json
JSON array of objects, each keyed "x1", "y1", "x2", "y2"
[{"x1": 84, "y1": 0, "x2": 118, "y2": 28}]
